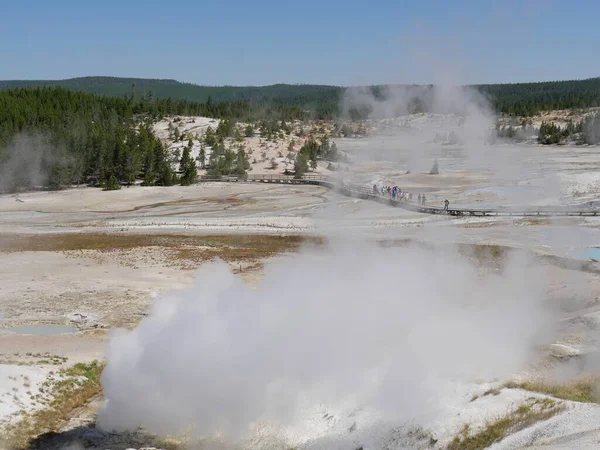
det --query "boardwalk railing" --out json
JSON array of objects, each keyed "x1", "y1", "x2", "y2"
[
  {"x1": 200, "y1": 174, "x2": 327, "y2": 183},
  {"x1": 199, "y1": 174, "x2": 600, "y2": 217}
]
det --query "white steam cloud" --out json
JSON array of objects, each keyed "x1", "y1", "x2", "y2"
[
  {"x1": 98, "y1": 67, "x2": 573, "y2": 448},
  {"x1": 340, "y1": 83, "x2": 496, "y2": 175},
  {"x1": 340, "y1": 82, "x2": 565, "y2": 207},
  {"x1": 98, "y1": 240, "x2": 555, "y2": 447},
  {"x1": 0, "y1": 134, "x2": 50, "y2": 193}
]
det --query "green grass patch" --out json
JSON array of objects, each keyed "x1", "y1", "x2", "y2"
[
  {"x1": 448, "y1": 398, "x2": 565, "y2": 450},
  {"x1": 504, "y1": 376, "x2": 600, "y2": 403},
  {"x1": 482, "y1": 387, "x2": 502, "y2": 397},
  {"x1": 1, "y1": 361, "x2": 104, "y2": 449}
]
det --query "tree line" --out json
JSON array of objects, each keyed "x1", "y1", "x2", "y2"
[
  {"x1": 0, "y1": 87, "x2": 239, "y2": 192},
  {"x1": 494, "y1": 111, "x2": 600, "y2": 145},
  {"x1": 4, "y1": 76, "x2": 600, "y2": 118},
  {"x1": 0, "y1": 87, "x2": 318, "y2": 192},
  {"x1": 293, "y1": 138, "x2": 343, "y2": 177},
  {"x1": 537, "y1": 112, "x2": 600, "y2": 145},
  {"x1": 477, "y1": 78, "x2": 600, "y2": 116},
  {"x1": 2, "y1": 81, "x2": 600, "y2": 192}
]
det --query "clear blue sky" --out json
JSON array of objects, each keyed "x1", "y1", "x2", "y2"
[{"x1": 1, "y1": 0, "x2": 599, "y2": 86}]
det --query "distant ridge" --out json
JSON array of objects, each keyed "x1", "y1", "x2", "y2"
[
  {"x1": 0, "y1": 76, "x2": 342, "y2": 104},
  {"x1": 1, "y1": 76, "x2": 599, "y2": 115}
]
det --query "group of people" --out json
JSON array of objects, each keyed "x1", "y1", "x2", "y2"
[
  {"x1": 371, "y1": 184, "x2": 452, "y2": 211},
  {"x1": 373, "y1": 184, "x2": 427, "y2": 205}
]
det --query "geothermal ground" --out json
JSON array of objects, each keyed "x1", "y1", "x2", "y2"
[{"x1": 3, "y1": 133, "x2": 600, "y2": 448}]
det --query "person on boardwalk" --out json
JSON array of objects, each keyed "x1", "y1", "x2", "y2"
[
  {"x1": 422, "y1": 194, "x2": 426, "y2": 206},
  {"x1": 444, "y1": 199, "x2": 449, "y2": 211},
  {"x1": 418, "y1": 193, "x2": 422, "y2": 205}
]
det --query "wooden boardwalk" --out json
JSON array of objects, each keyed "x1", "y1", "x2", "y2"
[{"x1": 200, "y1": 174, "x2": 600, "y2": 217}]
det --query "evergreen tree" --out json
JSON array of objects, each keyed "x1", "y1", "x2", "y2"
[
  {"x1": 154, "y1": 142, "x2": 176, "y2": 186},
  {"x1": 179, "y1": 145, "x2": 192, "y2": 174},
  {"x1": 294, "y1": 153, "x2": 308, "y2": 179},
  {"x1": 103, "y1": 174, "x2": 121, "y2": 190},
  {"x1": 538, "y1": 122, "x2": 565, "y2": 145},
  {"x1": 216, "y1": 118, "x2": 234, "y2": 140},
  {"x1": 298, "y1": 139, "x2": 319, "y2": 168},
  {"x1": 429, "y1": 159, "x2": 439, "y2": 175},
  {"x1": 179, "y1": 145, "x2": 197, "y2": 186},
  {"x1": 198, "y1": 144, "x2": 206, "y2": 169},
  {"x1": 234, "y1": 148, "x2": 250, "y2": 175},
  {"x1": 204, "y1": 126, "x2": 217, "y2": 147}
]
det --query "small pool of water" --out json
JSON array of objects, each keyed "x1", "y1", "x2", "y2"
[
  {"x1": 8, "y1": 324, "x2": 78, "y2": 335},
  {"x1": 571, "y1": 248, "x2": 600, "y2": 261},
  {"x1": 585, "y1": 248, "x2": 600, "y2": 261}
]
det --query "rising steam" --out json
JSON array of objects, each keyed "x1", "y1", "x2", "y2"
[
  {"x1": 340, "y1": 81, "x2": 564, "y2": 207},
  {"x1": 98, "y1": 69, "x2": 567, "y2": 448},
  {"x1": 98, "y1": 240, "x2": 555, "y2": 448},
  {"x1": 0, "y1": 134, "x2": 50, "y2": 193}
]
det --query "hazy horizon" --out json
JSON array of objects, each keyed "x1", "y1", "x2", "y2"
[{"x1": 1, "y1": 74, "x2": 599, "y2": 88}]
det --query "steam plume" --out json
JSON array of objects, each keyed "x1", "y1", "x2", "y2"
[
  {"x1": 0, "y1": 134, "x2": 50, "y2": 193},
  {"x1": 99, "y1": 241, "x2": 554, "y2": 447}
]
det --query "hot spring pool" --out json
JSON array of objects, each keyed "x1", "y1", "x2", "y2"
[{"x1": 585, "y1": 248, "x2": 600, "y2": 260}]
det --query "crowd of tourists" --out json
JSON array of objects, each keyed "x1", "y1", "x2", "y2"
[
  {"x1": 371, "y1": 184, "x2": 453, "y2": 211},
  {"x1": 372, "y1": 184, "x2": 427, "y2": 206}
]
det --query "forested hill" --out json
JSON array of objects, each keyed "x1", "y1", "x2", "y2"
[
  {"x1": 475, "y1": 77, "x2": 600, "y2": 116},
  {"x1": 0, "y1": 77, "x2": 341, "y2": 110},
  {"x1": 1, "y1": 76, "x2": 600, "y2": 116},
  {"x1": 2, "y1": 80, "x2": 600, "y2": 194}
]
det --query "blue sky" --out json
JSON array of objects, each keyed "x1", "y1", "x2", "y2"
[{"x1": 1, "y1": 0, "x2": 599, "y2": 86}]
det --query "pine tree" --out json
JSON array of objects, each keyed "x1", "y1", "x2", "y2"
[
  {"x1": 179, "y1": 145, "x2": 197, "y2": 185},
  {"x1": 198, "y1": 144, "x2": 206, "y2": 169},
  {"x1": 204, "y1": 126, "x2": 217, "y2": 147},
  {"x1": 234, "y1": 148, "x2": 249, "y2": 175},
  {"x1": 154, "y1": 142, "x2": 176, "y2": 186},
  {"x1": 294, "y1": 153, "x2": 308, "y2": 179},
  {"x1": 180, "y1": 144, "x2": 191, "y2": 173},
  {"x1": 429, "y1": 159, "x2": 439, "y2": 175},
  {"x1": 103, "y1": 174, "x2": 121, "y2": 190},
  {"x1": 181, "y1": 160, "x2": 197, "y2": 185}
]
